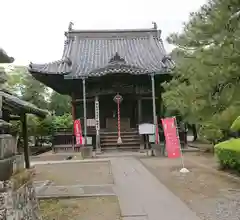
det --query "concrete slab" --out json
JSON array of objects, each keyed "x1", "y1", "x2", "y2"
[
  {"x1": 110, "y1": 157, "x2": 201, "y2": 220},
  {"x1": 123, "y1": 217, "x2": 148, "y2": 220},
  {"x1": 30, "y1": 158, "x2": 109, "y2": 166},
  {"x1": 36, "y1": 184, "x2": 115, "y2": 199}
]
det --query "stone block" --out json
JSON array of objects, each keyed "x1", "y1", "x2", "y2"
[
  {"x1": 13, "y1": 155, "x2": 24, "y2": 174},
  {"x1": 0, "y1": 157, "x2": 14, "y2": 181},
  {"x1": 0, "y1": 135, "x2": 16, "y2": 159},
  {"x1": 80, "y1": 146, "x2": 93, "y2": 158},
  {"x1": 152, "y1": 144, "x2": 165, "y2": 157},
  {"x1": 0, "y1": 178, "x2": 42, "y2": 220}
]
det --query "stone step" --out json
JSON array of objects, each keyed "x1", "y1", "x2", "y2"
[
  {"x1": 100, "y1": 129, "x2": 140, "y2": 150},
  {"x1": 102, "y1": 146, "x2": 140, "y2": 151},
  {"x1": 101, "y1": 133, "x2": 136, "y2": 136},
  {"x1": 101, "y1": 137, "x2": 140, "y2": 142},
  {"x1": 101, "y1": 134, "x2": 139, "y2": 139},
  {"x1": 101, "y1": 140, "x2": 140, "y2": 146}
]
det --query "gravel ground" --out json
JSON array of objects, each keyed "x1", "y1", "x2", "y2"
[
  {"x1": 33, "y1": 161, "x2": 113, "y2": 185},
  {"x1": 140, "y1": 154, "x2": 240, "y2": 220},
  {"x1": 31, "y1": 153, "x2": 83, "y2": 162},
  {"x1": 40, "y1": 196, "x2": 121, "y2": 220}
]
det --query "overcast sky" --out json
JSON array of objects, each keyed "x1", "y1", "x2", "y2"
[{"x1": 0, "y1": 0, "x2": 207, "y2": 65}]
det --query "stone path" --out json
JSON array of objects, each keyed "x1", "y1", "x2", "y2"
[
  {"x1": 33, "y1": 156, "x2": 201, "y2": 220},
  {"x1": 111, "y1": 157, "x2": 201, "y2": 220}
]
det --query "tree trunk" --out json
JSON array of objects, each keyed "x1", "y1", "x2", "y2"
[{"x1": 192, "y1": 124, "x2": 198, "y2": 141}]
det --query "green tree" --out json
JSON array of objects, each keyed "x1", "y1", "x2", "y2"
[
  {"x1": 48, "y1": 91, "x2": 71, "y2": 116},
  {"x1": 6, "y1": 66, "x2": 49, "y2": 109},
  {"x1": 162, "y1": 0, "x2": 240, "y2": 142},
  {"x1": 52, "y1": 113, "x2": 73, "y2": 130}
]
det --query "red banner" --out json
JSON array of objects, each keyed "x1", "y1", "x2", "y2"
[
  {"x1": 155, "y1": 120, "x2": 159, "y2": 144},
  {"x1": 161, "y1": 117, "x2": 181, "y2": 158},
  {"x1": 74, "y1": 119, "x2": 83, "y2": 146}
]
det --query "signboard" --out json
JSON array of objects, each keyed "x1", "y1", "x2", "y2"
[
  {"x1": 95, "y1": 100, "x2": 100, "y2": 133},
  {"x1": 161, "y1": 117, "x2": 181, "y2": 158},
  {"x1": 74, "y1": 119, "x2": 83, "y2": 146},
  {"x1": 87, "y1": 118, "x2": 96, "y2": 127},
  {"x1": 138, "y1": 123, "x2": 155, "y2": 135}
]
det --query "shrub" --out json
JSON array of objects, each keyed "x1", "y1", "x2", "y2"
[
  {"x1": 214, "y1": 138, "x2": 240, "y2": 172},
  {"x1": 230, "y1": 116, "x2": 240, "y2": 132}
]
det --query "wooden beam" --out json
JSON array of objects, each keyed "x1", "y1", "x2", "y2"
[
  {"x1": 21, "y1": 113, "x2": 30, "y2": 169},
  {"x1": 9, "y1": 115, "x2": 20, "y2": 120},
  {"x1": 75, "y1": 97, "x2": 157, "y2": 102},
  {"x1": 75, "y1": 98, "x2": 95, "y2": 102},
  {"x1": 141, "y1": 97, "x2": 158, "y2": 100}
]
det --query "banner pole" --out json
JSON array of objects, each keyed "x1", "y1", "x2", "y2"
[
  {"x1": 82, "y1": 77, "x2": 87, "y2": 146},
  {"x1": 174, "y1": 117, "x2": 189, "y2": 173},
  {"x1": 151, "y1": 74, "x2": 157, "y2": 156}
]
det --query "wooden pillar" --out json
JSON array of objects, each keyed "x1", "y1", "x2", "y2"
[
  {"x1": 137, "y1": 97, "x2": 142, "y2": 125},
  {"x1": 138, "y1": 97, "x2": 145, "y2": 152},
  {"x1": 0, "y1": 95, "x2": 2, "y2": 119},
  {"x1": 21, "y1": 113, "x2": 30, "y2": 169},
  {"x1": 71, "y1": 93, "x2": 76, "y2": 121}
]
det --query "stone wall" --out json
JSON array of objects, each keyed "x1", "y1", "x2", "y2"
[{"x1": 0, "y1": 170, "x2": 42, "y2": 220}]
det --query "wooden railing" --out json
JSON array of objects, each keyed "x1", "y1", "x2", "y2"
[
  {"x1": 52, "y1": 127, "x2": 97, "y2": 150},
  {"x1": 52, "y1": 126, "x2": 187, "y2": 151}
]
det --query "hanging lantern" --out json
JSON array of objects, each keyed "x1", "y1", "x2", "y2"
[{"x1": 113, "y1": 94, "x2": 123, "y2": 144}]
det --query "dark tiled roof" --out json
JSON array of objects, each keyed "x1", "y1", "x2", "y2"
[
  {"x1": 29, "y1": 28, "x2": 174, "y2": 78},
  {"x1": 1, "y1": 91, "x2": 49, "y2": 117},
  {"x1": 0, "y1": 48, "x2": 14, "y2": 63}
]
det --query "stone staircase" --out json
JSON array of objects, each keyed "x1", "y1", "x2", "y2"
[{"x1": 100, "y1": 129, "x2": 140, "y2": 151}]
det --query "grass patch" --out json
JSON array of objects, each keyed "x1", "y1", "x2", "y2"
[
  {"x1": 10, "y1": 168, "x2": 34, "y2": 190},
  {"x1": 40, "y1": 197, "x2": 121, "y2": 220}
]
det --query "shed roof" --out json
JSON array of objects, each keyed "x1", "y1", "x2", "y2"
[
  {"x1": 0, "y1": 48, "x2": 14, "y2": 63},
  {"x1": 29, "y1": 27, "x2": 174, "y2": 78},
  {"x1": 1, "y1": 90, "x2": 48, "y2": 118}
]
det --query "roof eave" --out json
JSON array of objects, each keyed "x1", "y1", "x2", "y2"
[
  {"x1": 28, "y1": 68, "x2": 70, "y2": 75},
  {"x1": 0, "y1": 49, "x2": 14, "y2": 63},
  {"x1": 64, "y1": 67, "x2": 173, "y2": 79}
]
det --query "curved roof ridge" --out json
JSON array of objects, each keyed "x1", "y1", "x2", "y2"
[
  {"x1": 29, "y1": 58, "x2": 71, "y2": 74},
  {"x1": 29, "y1": 26, "x2": 174, "y2": 77},
  {"x1": 68, "y1": 28, "x2": 161, "y2": 34},
  {"x1": 68, "y1": 28, "x2": 161, "y2": 39}
]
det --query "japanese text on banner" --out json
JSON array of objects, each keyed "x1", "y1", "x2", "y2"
[{"x1": 161, "y1": 117, "x2": 181, "y2": 158}]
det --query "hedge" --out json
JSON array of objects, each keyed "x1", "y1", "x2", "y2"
[
  {"x1": 230, "y1": 116, "x2": 240, "y2": 132},
  {"x1": 214, "y1": 138, "x2": 240, "y2": 172}
]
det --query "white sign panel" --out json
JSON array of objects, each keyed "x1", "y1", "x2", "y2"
[
  {"x1": 87, "y1": 119, "x2": 96, "y2": 127},
  {"x1": 138, "y1": 123, "x2": 155, "y2": 135},
  {"x1": 81, "y1": 136, "x2": 92, "y2": 145}
]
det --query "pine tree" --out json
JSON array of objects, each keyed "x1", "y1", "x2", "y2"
[{"x1": 162, "y1": 0, "x2": 240, "y2": 142}]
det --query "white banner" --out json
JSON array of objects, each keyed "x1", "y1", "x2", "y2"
[{"x1": 95, "y1": 100, "x2": 100, "y2": 132}]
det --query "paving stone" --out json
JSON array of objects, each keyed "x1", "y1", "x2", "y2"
[
  {"x1": 110, "y1": 157, "x2": 201, "y2": 220},
  {"x1": 123, "y1": 217, "x2": 148, "y2": 220},
  {"x1": 36, "y1": 184, "x2": 115, "y2": 198}
]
